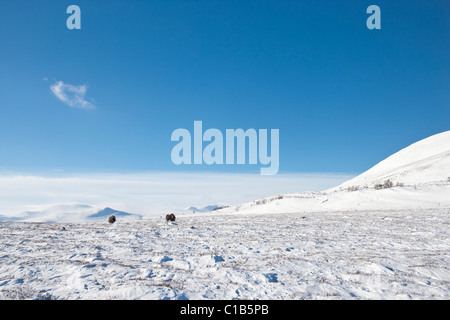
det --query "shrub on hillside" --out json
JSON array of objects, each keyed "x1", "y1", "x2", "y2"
[{"x1": 374, "y1": 179, "x2": 395, "y2": 190}]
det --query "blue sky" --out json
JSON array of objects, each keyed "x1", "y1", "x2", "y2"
[{"x1": 0, "y1": 0, "x2": 449, "y2": 175}]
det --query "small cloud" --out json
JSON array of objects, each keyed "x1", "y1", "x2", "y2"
[{"x1": 50, "y1": 81, "x2": 96, "y2": 110}]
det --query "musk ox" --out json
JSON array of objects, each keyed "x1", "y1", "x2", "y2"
[{"x1": 166, "y1": 213, "x2": 176, "y2": 222}]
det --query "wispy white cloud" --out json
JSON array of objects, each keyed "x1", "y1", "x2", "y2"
[{"x1": 50, "y1": 81, "x2": 95, "y2": 110}]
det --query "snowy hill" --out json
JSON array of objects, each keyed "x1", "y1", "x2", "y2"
[
  {"x1": 334, "y1": 130, "x2": 450, "y2": 190},
  {"x1": 220, "y1": 131, "x2": 450, "y2": 214}
]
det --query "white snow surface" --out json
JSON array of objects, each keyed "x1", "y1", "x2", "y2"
[
  {"x1": 1, "y1": 130, "x2": 449, "y2": 299},
  {"x1": 0, "y1": 209, "x2": 449, "y2": 300}
]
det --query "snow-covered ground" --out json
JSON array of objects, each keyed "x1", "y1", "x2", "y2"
[
  {"x1": 0, "y1": 131, "x2": 449, "y2": 300},
  {"x1": 1, "y1": 208, "x2": 448, "y2": 300}
]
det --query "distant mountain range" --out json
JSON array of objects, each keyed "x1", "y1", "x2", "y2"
[
  {"x1": 187, "y1": 204, "x2": 229, "y2": 213},
  {"x1": 0, "y1": 205, "x2": 141, "y2": 223},
  {"x1": 86, "y1": 207, "x2": 141, "y2": 220}
]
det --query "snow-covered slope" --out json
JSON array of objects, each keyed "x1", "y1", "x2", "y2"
[
  {"x1": 334, "y1": 130, "x2": 450, "y2": 190},
  {"x1": 220, "y1": 131, "x2": 450, "y2": 214}
]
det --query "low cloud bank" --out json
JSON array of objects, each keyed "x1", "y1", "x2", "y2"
[{"x1": 0, "y1": 171, "x2": 353, "y2": 220}]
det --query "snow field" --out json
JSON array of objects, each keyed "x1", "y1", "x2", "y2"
[{"x1": 1, "y1": 209, "x2": 448, "y2": 300}]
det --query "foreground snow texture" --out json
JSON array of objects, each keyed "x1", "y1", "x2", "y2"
[
  {"x1": 0, "y1": 209, "x2": 449, "y2": 300},
  {"x1": 1, "y1": 131, "x2": 449, "y2": 299}
]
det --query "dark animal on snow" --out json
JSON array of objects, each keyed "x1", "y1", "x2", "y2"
[
  {"x1": 166, "y1": 213, "x2": 176, "y2": 222},
  {"x1": 108, "y1": 215, "x2": 116, "y2": 224}
]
